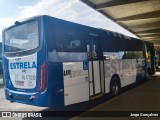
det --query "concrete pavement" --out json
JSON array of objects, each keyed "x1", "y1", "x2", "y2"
[{"x1": 72, "y1": 72, "x2": 160, "y2": 120}]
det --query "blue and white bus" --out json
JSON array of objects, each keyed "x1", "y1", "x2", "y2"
[{"x1": 2, "y1": 15, "x2": 155, "y2": 107}]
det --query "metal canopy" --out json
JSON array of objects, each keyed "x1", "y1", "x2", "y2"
[{"x1": 80, "y1": 0, "x2": 160, "y2": 48}]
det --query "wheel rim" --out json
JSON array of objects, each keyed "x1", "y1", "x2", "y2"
[{"x1": 112, "y1": 83, "x2": 119, "y2": 95}]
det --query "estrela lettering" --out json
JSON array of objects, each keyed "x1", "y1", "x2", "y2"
[{"x1": 10, "y1": 61, "x2": 37, "y2": 69}]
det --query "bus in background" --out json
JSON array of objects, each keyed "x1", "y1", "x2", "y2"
[
  {"x1": 154, "y1": 49, "x2": 159, "y2": 69},
  {"x1": 145, "y1": 41, "x2": 156, "y2": 75},
  {"x1": 2, "y1": 15, "x2": 155, "y2": 107},
  {"x1": 158, "y1": 51, "x2": 160, "y2": 67},
  {"x1": 0, "y1": 42, "x2": 2, "y2": 74}
]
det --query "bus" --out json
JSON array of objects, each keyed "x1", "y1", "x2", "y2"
[{"x1": 2, "y1": 15, "x2": 155, "y2": 107}]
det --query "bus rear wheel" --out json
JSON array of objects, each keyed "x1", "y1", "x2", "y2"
[
  {"x1": 110, "y1": 77, "x2": 120, "y2": 96},
  {"x1": 147, "y1": 68, "x2": 152, "y2": 76}
]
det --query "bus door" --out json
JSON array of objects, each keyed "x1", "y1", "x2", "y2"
[{"x1": 87, "y1": 34, "x2": 102, "y2": 97}]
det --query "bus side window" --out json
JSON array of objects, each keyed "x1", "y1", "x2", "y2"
[
  {"x1": 124, "y1": 51, "x2": 143, "y2": 59},
  {"x1": 55, "y1": 29, "x2": 84, "y2": 52},
  {"x1": 87, "y1": 44, "x2": 90, "y2": 52}
]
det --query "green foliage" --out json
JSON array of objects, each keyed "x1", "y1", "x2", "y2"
[{"x1": 122, "y1": 51, "x2": 143, "y2": 59}]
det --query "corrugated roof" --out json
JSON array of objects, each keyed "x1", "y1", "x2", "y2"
[{"x1": 80, "y1": 0, "x2": 160, "y2": 48}]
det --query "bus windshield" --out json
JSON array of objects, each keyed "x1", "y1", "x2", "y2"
[{"x1": 4, "y1": 21, "x2": 39, "y2": 53}]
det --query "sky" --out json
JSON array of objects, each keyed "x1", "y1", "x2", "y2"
[{"x1": 0, "y1": 0, "x2": 138, "y2": 42}]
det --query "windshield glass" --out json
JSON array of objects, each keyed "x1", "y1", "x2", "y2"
[{"x1": 4, "y1": 21, "x2": 39, "y2": 52}]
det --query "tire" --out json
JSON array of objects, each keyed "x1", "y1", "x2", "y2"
[
  {"x1": 110, "y1": 76, "x2": 120, "y2": 96},
  {"x1": 147, "y1": 68, "x2": 152, "y2": 76}
]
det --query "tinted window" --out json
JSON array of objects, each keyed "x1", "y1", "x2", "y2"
[{"x1": 55, "y1": 28, "x2": 84, "y2": 52}]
